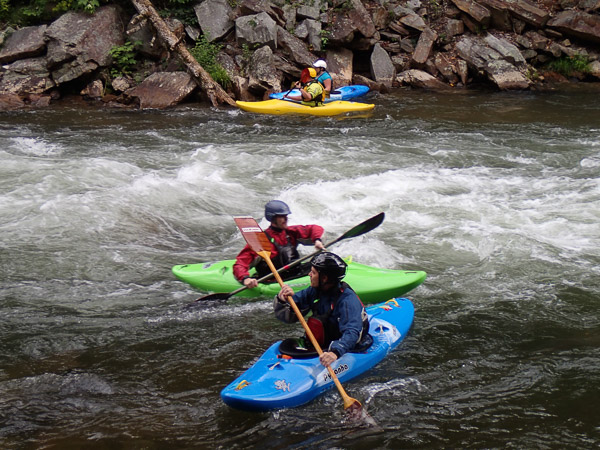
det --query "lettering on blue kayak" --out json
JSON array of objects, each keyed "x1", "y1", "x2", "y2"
[
  {"x1": 274, "y1": 379, "x2": 290, "y2": 392},
  {"x1": 323, "y1": 364, "x2": 349, "y2": 382}
]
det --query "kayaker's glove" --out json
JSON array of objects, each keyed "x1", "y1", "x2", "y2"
[{"x1": 273, "y1": 295, "x2": 295, "y2": 323}]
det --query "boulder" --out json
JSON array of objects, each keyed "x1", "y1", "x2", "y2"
[
  {"x1": 235, "y1": 12, "x2": 278, "y2": 49},
  {"x1": 451, "y1": 0, "x2": 491, "y2": 26},
  {"x1": 477, "y1": 0, "x2": 512, "y2": 31},
  {"x1": 446, "y1": 19, "x2": 465, "y2": 37},
  {"x1": 411, "y1": 28, "x2": 438, "y2": 67},
  {"x1": 397, "y1": 69, "x2": 451, "y2": 89},
  {"x1": 0, "y1": 93, "x2": 25, "y2": 110},
  {"x1": 80, "y1": 80, "x2": 104, "y2": 99},
  {"x1": 483, "y1": 33, "x2": 526, "y2": 66},
  {"x1": 435, "y1": 52, "x2": 460, "y2": 84},
  {"x1": 326, "y1": 47, "x2": 354, "y2": 87},
  {"x1": 328, "y1": 0, "x2": 377, "y2": 45},
  {"x1": 194, "y1": 0, "x2": 234, "y2": 42},
  {"x1": 247, "y1": 45, "x2": 282, "y2": 94},
  {"x1": 126, "y1": 72, "x2": 197, "y2": 109},
  {"x1": 0, "y1": 25, "x2": 47, "y2": 64},
  {"x1": 276, "y1": 26, "x2": 317, "y2": 66},
  {"x1": 548, "y1": 10, "x2": 600, "y2": 45},
  {"x1": 0, "y1": 57, "x2": 55, "y2": 95},
  {"x1": 238, "y1": 0, "x2": 287, "y2": 27},
  {"x1": 297, "y1": 19, "x2": 322, "y2": 52},
  {"x1": 370, "y1": 43, "x2": 395, "y2": 87},
  {"x1": 456, "y1": 34, "x2": 531, "y2": 89},
  {"x1": 127, "y1": 17, "x2": 184, "y2": 60},
  {"x1": 45, "y1": 5, "x2": 124, "y2": 85}
]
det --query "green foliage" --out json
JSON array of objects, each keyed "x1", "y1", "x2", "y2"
[
  {"x1": 54, "y1": 0, "x2": 101, "y2": 14},
  {"x1": 320, "y1": 29, "x2": 331, "y2": 49},
  {"x1": 109, "y1": 41, "x2": 140, "y2": 78},
  {"x1": 547, "y1": 54, "x2": 591, "y2": 77},
  {"x1": 190, "y1": 35, "x2": 231, "y2": 89}
]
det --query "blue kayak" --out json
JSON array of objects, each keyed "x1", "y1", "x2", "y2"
[
  {"x1": 221, "y1": 298, "x2": 414, "y2": 411},
  {"x1": 269, "y1": 85, "x2": 370, "y2": 103}
]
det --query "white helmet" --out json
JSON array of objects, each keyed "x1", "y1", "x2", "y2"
[{"x1": 313, "y1": 59, "x2": 327, "y2": 69}]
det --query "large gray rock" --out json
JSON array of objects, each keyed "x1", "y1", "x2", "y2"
[
  {"x1": 451, "y1": 0, "x2": 491, "y2": 26},
  {"x1": 548, "y1": 10, "x2": 600, "y2": 45},
  {"x1": 0, "y1": 57, "x2": 55, "y2": 94},
  {"x1": 247, "y1": 45, "x2": 282, "y2": 94},
  {"x1": 327, "y1": 47, "x2": 354, "y2": 87},
  {"x1": 0, "y1": 25, "x2": 47, "y2": 64},
  {"x1": 328, "y1": 0, "x2": 377, "y2": 45},
  {"x1": 370, "y1": 43, "x2": 395, "y2": 87},
  {"x1": 236, "y1": 12, "x2": 278, "y2": 49},
  {"x1": 296, "y1": 19, "x2": 322, "y2": 52},
  {"x1": 276, "y1": 26, "x2": 317, "y2": 66},
  {"x1": 194, "y1": 0, "x2": 234, "y2": 42},
  {"x1": 127, "y1": 17, "x2": 184, "y2": 60},
  {"x1": 397, "y1": 69, "x2": 451, "y2": 89},
  {"x1": 126, "y1": 72, "x2": 197, "y2": 109},
  {"x1": 456, "y1": 34, "x2": 531, "y2": 89},
  {"x1": 483, "y1": 33, "x2": 526, "y2": 66},
  {"x1": 411, "y1": 28, "x2": 438, "y2": 67},
  {"x1": 45, "y1": 5, "x2": 124, "y2": 85}
]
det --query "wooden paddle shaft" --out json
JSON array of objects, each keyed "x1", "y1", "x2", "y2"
[{"x1": 260, "y1": 253, "x2": 359, "y2": 410}]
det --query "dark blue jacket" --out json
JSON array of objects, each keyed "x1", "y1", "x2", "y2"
[{"x1": 274, "y1": 283, "x2": 365, "y2": 357}]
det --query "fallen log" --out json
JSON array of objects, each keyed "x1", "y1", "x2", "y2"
[{"x1": 130, "y1": 0, "x2": 236, "y2": 107}]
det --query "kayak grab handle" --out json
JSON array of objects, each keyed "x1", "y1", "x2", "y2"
[{"x1": 235, "y1": 380, "x2": 250, "y2": 390}]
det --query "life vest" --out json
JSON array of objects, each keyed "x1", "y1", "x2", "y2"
[
  {"x1": 251, "y1": 229, "x2": 301, "y2": 279},
  {"x1": 307, "y1": 282, "x2": 370, "y2": 347},
  {"x1": 301, "y1": 80, "x2": 325, "y2": 107},
  {"x1": 316, "y1": 71, "x2": 333, "y2": 98}
]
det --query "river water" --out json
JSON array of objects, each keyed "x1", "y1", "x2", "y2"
[{"x1": 1, "y1": 86, "x2": 599, "y2": 448}]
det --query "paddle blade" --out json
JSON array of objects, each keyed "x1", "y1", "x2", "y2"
[
  {"x1": 299, "y1": 67, "x2": 310, "y2": 84},
  {"x1": 193, "y1": 292, "x2": 232, "y2": 302},
  {"x1": 340, "y1": 212, "x2": 384, "y2": 240},
  {"x1": 234, "y1": 216, "x2": 272, "y2": 254}
]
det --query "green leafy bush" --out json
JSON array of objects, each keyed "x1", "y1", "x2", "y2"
[
  {"x1": 547, "y1": 54, "x2": 591, "y2": 77},
  {"x1": 190, "y1": 35, "x2": 231, "y2": 89},
  {"x1": 109, "y1": 41, "x2": 140, "y2": 78}
]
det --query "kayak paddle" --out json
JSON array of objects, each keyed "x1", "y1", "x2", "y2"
[
  {"x1": 191, "y1": 212, "x2": 384, "y2": 303},
  {"x1": 233, "y1": 216, "x2": 364, "y2": 413}
]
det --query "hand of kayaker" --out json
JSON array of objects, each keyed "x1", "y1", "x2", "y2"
[
  {"x1": 278, "y1": 284, "x2": 294, "y2": 302},
  {"x1": 320, "y1": 351, "x2": 338, "y2": 368},
  {"x1": 243, "y1": 277, "x2": 258, "y2": 289},
  {"x1": 314, "y1": 238, "x2": 325, "y2": 251}
]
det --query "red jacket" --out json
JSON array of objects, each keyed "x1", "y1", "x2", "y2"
[{"x1": 233, "y1": 224, "x2": 324, "y2": 282}]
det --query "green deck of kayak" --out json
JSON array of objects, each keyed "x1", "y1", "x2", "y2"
[{"x1": 172, "y1": 258, "x2": 426, "y2": 304}]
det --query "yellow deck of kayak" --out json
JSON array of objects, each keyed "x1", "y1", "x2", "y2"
[{"x1": 236, "y1": 99, "x2": 375, "y2": 116}]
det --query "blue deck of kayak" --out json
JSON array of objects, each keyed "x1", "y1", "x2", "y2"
[
  {"x1": 269, "y1": 85, "x2": 370, "y2": 103},
  {"x1": 221, "y1": 297, "x2": 414, "y2": 411}
]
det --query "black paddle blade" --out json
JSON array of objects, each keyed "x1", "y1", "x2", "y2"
[
  {"x1": 339, "y1": 212, "x2": 385, "y2": 240},
  {"x1": 194, "y1": 292, "x2": 232, "y2": 302}
]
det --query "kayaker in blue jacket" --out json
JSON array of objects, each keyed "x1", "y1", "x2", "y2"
[{"x1": 274, "y1": 252, "x2": 371, "y2": 368}]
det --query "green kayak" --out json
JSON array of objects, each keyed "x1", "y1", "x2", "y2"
[{"x1": 172, "y1": 258, "x2": 426, "y2": 304}]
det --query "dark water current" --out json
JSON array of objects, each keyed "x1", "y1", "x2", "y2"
[{"x1": 1, "y1": 86, "x2": 599, "y2": 449}]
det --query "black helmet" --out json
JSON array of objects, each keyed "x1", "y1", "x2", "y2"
[
  {"x1": 311, "y1": 252, "x2": 347, "y2": 281},
  {"x1": 265, "y1": 200, "x2": 291, "y2": 222}
]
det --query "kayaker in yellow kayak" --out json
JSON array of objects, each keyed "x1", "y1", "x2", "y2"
[{"x1": 287, "y1": 67, "x2": 325, "y2": 107}]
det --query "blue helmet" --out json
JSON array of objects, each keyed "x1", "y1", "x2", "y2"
[
  {"x1": 311, "y1": 252, "x2": 347, "y2": 281},
  {"x1": 265, "y1": 200, "x2": 291, "y2": 222}
]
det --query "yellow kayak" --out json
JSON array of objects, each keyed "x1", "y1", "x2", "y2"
[{"x1": 236, "y1": 99, "x2": 375, "y2": 116}]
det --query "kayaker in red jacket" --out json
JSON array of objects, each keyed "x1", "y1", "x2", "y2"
[{"x1": 233, "y1": 200, "x2": 325, "y2": 288}]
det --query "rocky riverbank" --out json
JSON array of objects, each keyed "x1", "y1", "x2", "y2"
[{"x1": 1, "y1": 0, "x2": 600, "y2": 110}]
